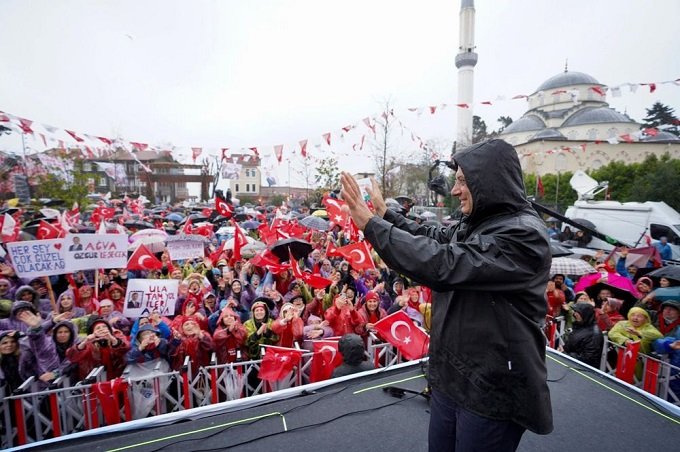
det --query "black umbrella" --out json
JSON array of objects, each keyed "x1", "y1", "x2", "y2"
[
  {"x1": 585, "y1": 282, "x2": 638, "y2": 317},
  {"x1": 270, "y1": 237, "x2": 313, "y2": 261},
  {"x1": 646, "y1": 266, "x2": 680, "y2": 284},
  {"x1": 233, "y1": 212, "x2": 250, "y2": 222},
  {"x1": 180, "y1": 213, "x2": 209, "y2": 224},
  {"x1": 123, "y1": 220, "x2": 155, "y2": 230},
  {"x1": 549, "y1": 241, "x2": 573, "y2": 257}
]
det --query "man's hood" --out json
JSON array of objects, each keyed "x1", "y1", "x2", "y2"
[{"x1": 452, "y1": 139, "x2": 530, "y2": 227}]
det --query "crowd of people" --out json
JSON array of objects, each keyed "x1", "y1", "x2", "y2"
[
  {"x1": 0, "y1": 200, "x2": 435, "y2": 397},
  {"x1": 0, "y1": 194, "x2": 678, "y2": 420}
]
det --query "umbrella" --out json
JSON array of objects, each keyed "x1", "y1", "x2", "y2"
[
  {"x1": 222, "y1": 235, "x2": 256, "y2": 250},
  {"x1": 128, "y1": 236, "x2": 167, "y2": 254},
  {"x1": 270, "y1": 237, "x2": 313, "y2": 261},
  {"x1": 550, "y1": 257, "x2": 597, "y2": 276},
  {"x1": 646, "y1": 266, "x2": 680, "y2": 284},
  {"x1": 549, "y1": 241, "x2": 573, "y2": 257},
  {"x1": 651, "y1": 287, "x2": 680, "y2": 302},
  {"x1": 130, "y1": 229, "x2": 168, "y2": 242},
  {"x1": 233, "y1": 212, "x2": 250, "y2": 222},
  {"x1": 574, "y1": 272, "x2": 640, "y2": 298},
  {"x1": 241, "y1": 241, "x2": 266, "y2": 259},
  {"x1": 166, "y1": 213, "x2": 184, "y2": 223},
  {"x1": 299, "y1": 215, "x2": 329, "y2": 231},
  {"x1": 241, "y1": 220, "x2": 261, "y2": 230},
  {"x1": 311, "y1": 209, "x2": 328, "y2": 218},
  {"x1": 585, "y1": 282, "x2": 638, "y2": 316},
  {"x1": 123, "y1": 220, "x2": 155, "y2": 230},
  {"x1": 180, "y1": 213, "x2": 209, "y2": 224}
]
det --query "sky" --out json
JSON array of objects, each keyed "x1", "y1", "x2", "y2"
[{"x1": 1, "y1": 0, "x2": 679, "y2": 195}]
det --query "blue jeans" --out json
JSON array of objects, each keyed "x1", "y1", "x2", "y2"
[{"x1": 428, "y1": 389, "x2": 525, "y2": 452}]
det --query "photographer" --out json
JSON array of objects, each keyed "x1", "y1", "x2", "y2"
[{"x1": 66, "y1": 317, "x2": 130, "y2": 381}]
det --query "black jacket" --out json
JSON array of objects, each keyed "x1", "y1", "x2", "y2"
[
  {"x1": 563, "y1": 303, "x2": 603, "y2": 368},
  {"x1": 363, "y1": 139, "x2": 553, "y2": 434}
]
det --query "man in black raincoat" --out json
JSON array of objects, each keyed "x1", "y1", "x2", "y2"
[{"x1": 340, "y1": 139, "x2": 553, "y2": 451}]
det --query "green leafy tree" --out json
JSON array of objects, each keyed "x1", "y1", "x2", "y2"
[
  {"x1": 314, "y1": 157, "x2": 339, "y2": 190},
  {"x1": 32, "y1": 161, "x2": 91, "y2": 208},
  {"x1": 497, "y1": 116, "x2": 513, "y2": 133},
  {"x1": 472, "y1": 115, "x2": 488, "y2": 143},
  {"x1": 642, "y1": 102, "x2": 679, "y2": 136}
]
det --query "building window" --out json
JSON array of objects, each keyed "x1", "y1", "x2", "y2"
[
  {"x1": 567, "y1": 130, "x2": 579, "y2": 140},
  {"x1": 235, "y1": 183, "x2": 240, "y2": 192},
  {"x1": 607, "y1": 128, "x2": 618, "y2": 138},
  {"x1": 586, "y1": 128, "x2": 598, "y2": 140}
]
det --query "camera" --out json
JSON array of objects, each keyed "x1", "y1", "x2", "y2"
[{"x1": 96, "y1": 339, "x2": 109, "y2": 347}]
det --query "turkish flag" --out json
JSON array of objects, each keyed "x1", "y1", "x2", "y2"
[
  {"x1": 279, "y1": 222, "x2": 307, "y2": 239},
  {"x1": 325, "y1": 240, "x2": 342, "y2": 258},
  {"x1": 127, "y1": 244, "x2": 163, "y2": 271},
  {"x1": 257, "y1": 223, "x2": 278, "y2": 246},
  {"x1": 0, "y1": 213, "x2": 19, "y2": 243},
  {"x1": 288, "y1": 250, "x2": 331, "y2": 289},
  {"x1": 336, "y1": 241, "x2": 375, "y2": 272},
  {"x1": 642, "y1": 358, "x2": 661, "y2": 395},
  {"x1": 258, "y1": 346, "x2": 304, "y2": 382},
  {"x1": 373, "y1": 311, "x2": 429, "y2": 361},
  {"x1": 37, "y1": 220, "x2": 63, "y2": 239},
  {"x1": 615, "y1": 340, "x2": 640, "y2": 384},
  {"x1": 274, "y1": 144, "x2": 283, "y2": 162},
  {"x1": 590, "y1": 86, "x2": 606, "y2": 96},
  {"x1": 250, "y1": 250, "x2": 288, "y2": 274},
  {"x1": 310, "y1": 340, "x2": 343, "y2": 382},
  {"x1": 96, "y1": 206, "x2": 116, "y2": 219},
  {"x1": 215, "y1": 195, "x2": 233, "y2": 218},
  {"x1": 323, "y1": 196, "x2": 349, "y2": 228},
  {"x1": 65, "y1": 130, "x2": 84, "y2": 142},
  {"x1": 231, "y1": 220, "x2": 248, "y2": 262},
  {"x1": 299, "y1": 140, "x2": 308, "y2": 158}
]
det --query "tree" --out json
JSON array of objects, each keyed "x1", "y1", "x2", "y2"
[
  {"x1": 314, "y1": 157, "x2": 340, "y2": 190},
  {"x1": 642, "y1": 102, "x2": 679, "y2": 136},
  {"x1": 497, "y1": 116, "x2": 513, "y2": 133},
  {"x1": 472, "y1": 115, "x2": 489, "y2": 143},
  {"x1": 32, "y1": 160, "x2": 91, "y2": 208}
]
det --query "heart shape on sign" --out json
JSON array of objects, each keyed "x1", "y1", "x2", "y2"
[{"x1": 54, "y1": 243, "x2": 62, "y2": 250}]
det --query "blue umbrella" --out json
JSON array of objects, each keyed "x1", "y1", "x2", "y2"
[
  {"x1": 166, "y1": 213, "x2": 184, "y2": 223},
  {"x1": 652, "y1": 287, "x2": 680, "y2": 302},
  {"x1": 241, "y1": 220, "x2": 261, "y2": 230}
]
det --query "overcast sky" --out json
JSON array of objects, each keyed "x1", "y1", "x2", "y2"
[{"x1": 1, "y1": 0, "x2": 679, "y2": 192}]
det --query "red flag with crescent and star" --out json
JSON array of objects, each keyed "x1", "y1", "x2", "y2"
[
  {"x1": 231, "y1": 220, "x2": 249, "y2": 263},
  {"x1": 258, "y1": 346, "x2": 304, "y2": 382},
  {"x1": 309, "y1": 340, "x2": 343, "y2": 382},
  {"x1": 373, "y1": 310, "x2": 429, "y2": 361},
  {"x1": 288, "y1": 250, "x2": 332, "y2": 289},
  {"x1": 615, "y1": 340, "x2": 640, "y2": 384},
  {"x1": 37, "y1": 220, "x2": 63, "y2": 240},
  {"x1": 215, "y1": 194, "x2": 234, "y2": 219},
  {"x1": 335, "y1": 241, "x2": 376, "y2": 272},
  {"x1": 127, "y1": 244, "x2": 163, "y2": 271}
]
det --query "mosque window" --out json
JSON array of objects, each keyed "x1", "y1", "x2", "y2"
[
  {"x1": 567, "y1": 130, "x2": 579, "y2": 140},
  {"x1": 587, "y1": 128, "x2": 598, "y2": 140},
  {"x1": 592, "y1": 159, "x2": 603, "y2": 169},
  {"x1": 607, "y1": 128, "x2": 618, "y2": 138}
]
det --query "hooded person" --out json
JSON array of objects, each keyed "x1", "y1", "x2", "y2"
[
  {"x1": 28, "y1": 277, "x2": 53, "y2": 317},
  {"x1": 656, "y1": 299, "x2": 680, "y2": 337},
  {"x1": 331, "y1": 333, "x2": 374, "y2": 378},
  {"x1": 0, "y1": 277, "x2": 14, "y2": 319},
  {"x1": 129, "y1": 311, "x2": 172, "y2": 341},
  {"x1": 595, "y1": 297, "x2": 625, "y2": 332},
  {"x1": 104, "y1": 283, "x2": 126, "y2": 313},
  {"x1": 302, "y1": 314, "x2": 334, "y2": 350},
  {"x1": 171, "y1": 297, "x2": 208, "y2": 332},
  {"x1": 243, "y1": 298, "x2": 279, "y2": 359},
  {"x1": 608, "y1": 307, "x2": 663, "y2": 354},
  {"x1": 356, "y1": 291, "x2": 388, "y2": 336},
  {"x1": 51, "y1": 320, "x2": 81, "y2": 381},
  {"x1": 168, "y1": 316, "x2": 214, "y2": 371},
  {"x1": 126, "y1": 324, "x2": 170, "y2": 365},
  {"x1": 212, "y1": 307, "x2": 247, "y2": 364},
  {"x1": 0, "y1": 308, "x2": 61, "y2": 392},
  {"x1": 562, "y1": 303, "x2": 603, "y2": 368},
  {"x1": 325, "y1": 292, "x2": 365, "y2": 337},
  {"x1": 653, "y1": 299, "x2": 680, "y2": 397},
  {"x1": 66, "y1": 316, "x2": 130, "y2": 381},
  {"x1": 271, "y1": 302, "x2": 304, "y2": 348},
  {"x1": 220, "y1": 279, "x2": 252, "y2": 323},
  {"x1": 77, "y1": 284, "x2": 98, "y2": 314},
  {"x1": 340, "y1": 139, "x2": 554, "y2": 448},
  {"x1": 97, "y1": 298, "x2": 131, "y2": 336},
  {"x1": 47, "y1": 290, "x2": 86, "y2": 324},
  {"x1": 0, "y1": 299, "x2": 51, "y2": 334}
]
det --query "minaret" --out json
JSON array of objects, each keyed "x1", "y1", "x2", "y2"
[{"x1": 455, "y1": 0, "x2": 478, "y2": 147}]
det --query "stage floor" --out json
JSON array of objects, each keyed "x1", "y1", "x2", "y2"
[{"x1": 21, "y1": 350, "x2": 680, "y2": 452}]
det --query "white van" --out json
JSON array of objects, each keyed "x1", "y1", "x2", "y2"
[{"x1": 563, "y1": 171, "x2": 680, "y2": 260}]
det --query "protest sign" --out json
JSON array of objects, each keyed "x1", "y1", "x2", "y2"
[
  {"x1": 6, "y1": 239, "x2": 66, "y2": 278},
  {"x1": 123, "y1": 279, "x2": 179, "y2": 317},
  {"x1": 63, "y1": 234, "x2": 128, "y2": 271},
  {"x1": 166, "y1": 237, "x2": 205, "y2": 261}
]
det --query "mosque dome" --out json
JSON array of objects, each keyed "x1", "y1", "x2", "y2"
[
  {"x1": 501, "y1": 114, "x2": 545, "y2": 134},
  {"x1": 641, "y1": 131, "x2": 680, "y2": 143},
  {"x1": 529, "y1": 128, "x2": 567, "y2": 142},
  {"x1": 536, "y1": 71, "x2": 601, "y2": 92},
  {"x1": 562, "y1": 107, "x2": 635, "y2": 127}
]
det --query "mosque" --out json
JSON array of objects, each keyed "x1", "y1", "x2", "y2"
[
  {"x1": 455, "y1": 2, "x2": 680, "y2": 176},
  {"x1": 498, "y1": 70, "x2": 680, "y2": 175}
]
